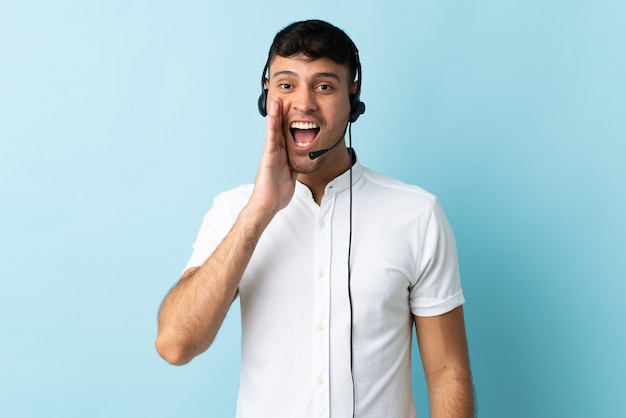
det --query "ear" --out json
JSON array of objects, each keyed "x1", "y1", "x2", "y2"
[{"x1": 350, "y1": 81, "x2": 358, "y2": 95}]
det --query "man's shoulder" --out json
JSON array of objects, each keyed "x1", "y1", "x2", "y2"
[
  {"x1": 209, "y1": 184, "x2": 254, "y2": 213},
  {"x1": 217, "y1": 183, "x2": 254, "y2": 199},
  {"x1": 359, "y1": 166, "x2": 438, "y2": 204}
]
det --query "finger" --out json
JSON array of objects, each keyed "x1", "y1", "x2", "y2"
[
  {"x1": 268, "y1": 96, "x2": 281, "y2": 117},
  {"x1": 265, "y1": 98, "x2": 284, "y2": 151}
]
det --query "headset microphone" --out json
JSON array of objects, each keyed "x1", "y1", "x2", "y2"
[{"x1": 309, "y1": 136, "x2": 343, "y2": 160}]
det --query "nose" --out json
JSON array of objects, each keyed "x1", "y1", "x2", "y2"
[{"x1": 291, "y1": 87, "x2": 317, "y2": 114}]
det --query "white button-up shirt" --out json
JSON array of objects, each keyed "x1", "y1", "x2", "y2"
[{"x1": 186, "y1": 161, "x2": 464, "y2": 418}]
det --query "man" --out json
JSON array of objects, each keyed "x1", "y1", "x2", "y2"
[{"x1": 156, "y1": 19, "x2": 474, "y2": 418}]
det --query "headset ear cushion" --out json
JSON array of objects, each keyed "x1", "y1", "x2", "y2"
[
  {"x1": 258, "y1": 89, "x2": 268, "y2": 117},
  {"x1": 349, "y1": 95, "x2": 366, "y2": 123}
]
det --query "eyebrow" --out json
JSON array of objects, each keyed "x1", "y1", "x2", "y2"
[{"x1": 271, "y1": 70, "x2": 342, "y2": 82}]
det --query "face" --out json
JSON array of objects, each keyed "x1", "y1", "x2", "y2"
[{"x1": 266, "y1": 54, "x2": 355, "y2": 178}]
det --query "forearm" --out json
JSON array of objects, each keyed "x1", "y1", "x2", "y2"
[
  {"x1": 156, "y1": 96, "x2": 295, "y2": 365},
  {"x1": 428, "y1": 369, "x2": 475, "y2": 418},
  {"x1": 155, "y1": 203, "x2": 273, "y2": 365}
]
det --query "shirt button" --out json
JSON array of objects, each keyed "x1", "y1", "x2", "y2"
[
  {"x1": 318, "y1": 324, "x2": 324, "y2": 331},
  {"x1": 318, "y1": 270, "x2": 325, "y2": 278},
  {"x1": 319, "y1": 219, "x2": 326, "y2": 228},
  {"x1": 318, "y1": 378, "x2": 324, "y2": 385}
]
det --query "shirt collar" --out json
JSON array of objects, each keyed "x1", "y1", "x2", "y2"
[{"x1": 294, "y1": 149, "x2": 362, "y2": 200}]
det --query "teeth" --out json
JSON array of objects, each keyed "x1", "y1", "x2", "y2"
[{"x1": 290, "y1": 121, "x2": 319, "y2": 130}]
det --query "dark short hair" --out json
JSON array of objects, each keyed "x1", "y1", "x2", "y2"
[{"x1": 266, "y1": 19, "x2": 359, "y2": 83}]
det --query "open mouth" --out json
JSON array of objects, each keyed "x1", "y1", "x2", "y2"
[{"x1": 290, "y1": 121, "x2": 320, "y2": 148}]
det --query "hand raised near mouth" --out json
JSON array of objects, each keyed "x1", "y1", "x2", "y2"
[{"x1": 249, "y1": 97, "x2": 298, "y2": 219}]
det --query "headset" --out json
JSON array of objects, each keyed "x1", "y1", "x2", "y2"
[{"x1": 257, "y1": 46, "x2": 366, "y2": 123}]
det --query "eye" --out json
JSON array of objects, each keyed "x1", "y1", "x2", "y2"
[
  {"x1": 278, "y1": 83, "x2": 292, "y2": 90},
  {"x1": 317, "y1": 84, "x2": 332, "y2": 92}
]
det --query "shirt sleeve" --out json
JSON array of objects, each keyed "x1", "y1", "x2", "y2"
[
  {"x1": 184, "y1": 186, "x2": 250, "y2": 272},
  {"x1": 409, "y1": 197, "x2": 465, "y2": 317}
]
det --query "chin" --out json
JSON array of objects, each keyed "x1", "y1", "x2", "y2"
[{"x1": 287, "y1": 154, "x2": 318, "y2": 174}]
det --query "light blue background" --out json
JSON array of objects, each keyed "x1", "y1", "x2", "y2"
[{"x1": 1, "y1": 1, "x2": 624, "y2": 417}]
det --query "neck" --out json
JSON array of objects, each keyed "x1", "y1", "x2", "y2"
[{"x1": 297, "y1": 147, "x2": 352, "y2": 205}]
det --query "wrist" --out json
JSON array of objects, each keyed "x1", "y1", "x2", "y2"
[{"x1": 240, "y1": 199, "x2": 276, "y2": 233}]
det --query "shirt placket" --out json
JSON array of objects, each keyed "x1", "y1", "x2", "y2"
[{"x1": 313, "y1": 195, "x2": 334, "y2": 418}]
